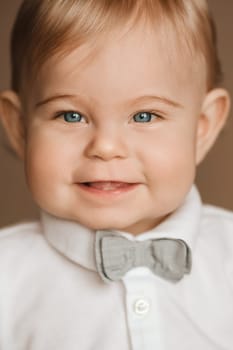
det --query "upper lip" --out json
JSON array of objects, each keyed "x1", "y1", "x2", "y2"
[
  {"x1": 79, "y1": 180, "x2": 139, "y2": 184},
  {"x1": 75, "y1": 178, "x2": 141, "y2": 184}
]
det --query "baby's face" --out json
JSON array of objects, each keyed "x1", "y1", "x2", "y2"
[{"x1": 24, "y1": 23, "x2": 207, "y2": 234}]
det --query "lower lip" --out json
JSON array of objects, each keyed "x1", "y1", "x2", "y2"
[{"x1": 76, "y1": 183, "x2": 140, "y2": 197}]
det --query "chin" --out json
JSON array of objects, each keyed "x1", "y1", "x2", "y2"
[
  {"x1": 74, "y1": 215, "x2": 130, "y2": 232},
  {"x1": 84, "y1": 220, "x2": 125, "y2": 232}
]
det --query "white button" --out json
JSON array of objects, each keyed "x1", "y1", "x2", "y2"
[{"x1": 134, "y1": 298, "x2": 150, "y2": 316}]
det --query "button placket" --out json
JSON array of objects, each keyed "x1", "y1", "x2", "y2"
[{"x1": 123, "y1": 269, "x2": 164, "y2": 349}]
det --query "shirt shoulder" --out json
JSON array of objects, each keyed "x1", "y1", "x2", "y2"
[
  {"x1": 0, "y1": 220, "x2": 40, "y2": 238},
  {"x1": 0, "y1": 220, "x2": 41, "y2": 252},
  {"x1": 199, "y1": 204, "x2": 233, "y2": 254},
  {"x1": 0, "y1": 220, "x2": 51, "y2": 277},
  {"x1": 202, "y1": 204, "x2": 233, "y2": 227}
]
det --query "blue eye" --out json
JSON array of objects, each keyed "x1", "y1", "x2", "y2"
[
  {"x1": 133, "y1": 112, "x2": 156, "y2": 123},
  {"x1": 63, "y1": 111, "x2": 84, "y2": 123}
]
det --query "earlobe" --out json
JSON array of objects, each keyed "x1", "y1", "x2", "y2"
[
  {"x1": 195, "y1": 88, "x2": 230, "y2": 165},
  {"x1": 0, "y1": 90, "x2": 26, "y2": 160}
]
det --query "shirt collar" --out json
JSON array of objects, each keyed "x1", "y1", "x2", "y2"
[{"x1": 41, "y1": 185, "x2": 202, "y2": 272}]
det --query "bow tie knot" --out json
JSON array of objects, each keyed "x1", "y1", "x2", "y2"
[{"x1": 95, "y1": 232, "x2": 191, "y2": 283}]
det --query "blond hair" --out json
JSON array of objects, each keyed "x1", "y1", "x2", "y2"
[{"x1": 11, "y1": 0, "x2": 222, "y2": 96}]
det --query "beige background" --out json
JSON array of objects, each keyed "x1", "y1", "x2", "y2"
[{"x1": 0, "y1": 0, "x2": 232, "y2": 228}]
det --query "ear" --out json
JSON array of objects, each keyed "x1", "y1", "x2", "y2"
[
  {"x1": 195, "y1": 88, "x2": 230, "y2": 165},
  {"x1": 0, "y1": 90, "x2": 26, "y2": 160}
]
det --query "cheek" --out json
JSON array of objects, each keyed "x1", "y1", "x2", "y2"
[
  {"x1": 24, "y1": 130, "x2": 79, "y2": 193},
  {"x1": 137, "y1": 123, "x2": 197, "y2": 181}
]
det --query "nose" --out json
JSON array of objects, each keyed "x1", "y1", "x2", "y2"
[{"x1": 84, "y1": 125, "x2": 128, "y2": 161}]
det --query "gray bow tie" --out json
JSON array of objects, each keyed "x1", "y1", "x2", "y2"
[{"x1": 95, "y1": 231, "x2": 192, "y2": 283}]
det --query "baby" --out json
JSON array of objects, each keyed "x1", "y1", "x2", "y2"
[{"x1": 0, "y1": 0, "x2": 232, "y2": 349}]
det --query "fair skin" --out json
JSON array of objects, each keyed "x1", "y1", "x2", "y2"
[{"x1": 0, "y1": 22, "x2": 230, "y2": 234}]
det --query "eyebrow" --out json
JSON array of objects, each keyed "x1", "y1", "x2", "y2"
[
  {"x1": 129, "y1": 95, "x2": 183, "y2": 109},
  {"x1": 35, "y1": 94, "x2": 79, "y2": 109},
  {"x1": 35, "y1": 93, "x2": 183, "y2": 109}
]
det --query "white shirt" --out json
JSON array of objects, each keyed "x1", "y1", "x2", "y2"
[{"x1": 0, "y1": 185, "x2": 233, "y2": 350}]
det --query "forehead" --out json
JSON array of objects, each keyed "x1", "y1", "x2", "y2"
[{"x1": 33, "y1": 21, "x2": 206, "y2": 107}]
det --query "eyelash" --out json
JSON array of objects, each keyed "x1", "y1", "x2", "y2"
[
  {"x1": 53, "y1": 110, "x2": 164, "y2": 123},
  {"x1": 132, "y1": 111, "x2": 163, "y2": 123},
  {"x1": 54, "y1": 110, "x2": 85, "y2": 121}
]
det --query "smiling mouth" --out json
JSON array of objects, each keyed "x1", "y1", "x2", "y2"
[
  {"x1": 83, "y1": 181, "x2": 132, "y2": 190},
  {"x1": 78, "y1": 181, "x2": 139, "y2": 194}
]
